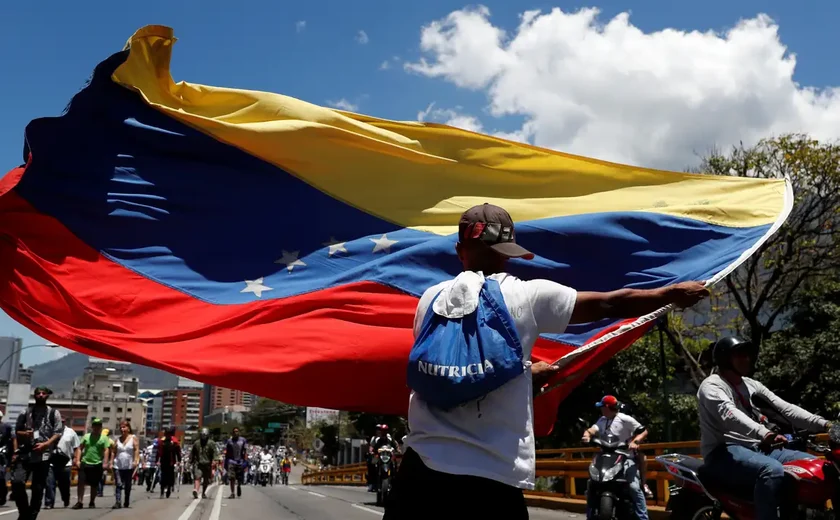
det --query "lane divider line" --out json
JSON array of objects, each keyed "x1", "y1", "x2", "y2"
[
  {"x1": 177, "y1": 483, "x2": 218, "y2": 520},
  {"x1": 308, "y1": 491, "x2": 326, "y2": 498},
  {"x1": 352, "y1": 504, "x2": 384, "y2": 516},
  {"x1": 209, "y1": 482, "x2": 224, "y2": 520}
]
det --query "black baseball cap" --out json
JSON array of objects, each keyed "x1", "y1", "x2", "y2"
[
  {"x1": 33, "y1": 386, "x2": 52, "y2": 396},
  {"x1": 458, "y1": 203, "x2": 535, "y2": 260}
]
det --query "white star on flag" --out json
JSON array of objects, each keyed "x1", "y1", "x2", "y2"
[
  {"x1": 371, "y1": 234, "x2": 398, "y2": 254},
  {"x1": 275, "y1": 250, "x2": 307, "y2": 272},
  {"x1": 322, "y1": 237, "x2": 348, "y2": 257},
  {"x1": 241, "y1": 278, "x2": 273, "y2": 298}
]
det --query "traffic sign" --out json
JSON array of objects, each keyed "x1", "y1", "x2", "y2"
[
  {"x1": 265, "y1": 428, "x2": 275, "y2": 433},
  {"x1": 312, "y1": 438, "x2": 324, "y2": 451},
  {"x1": 267, "y1": 422, "x2": 282, "y2": 428}
]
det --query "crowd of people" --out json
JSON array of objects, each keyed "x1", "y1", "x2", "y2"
[{"x1": 0, "y1": 388, "x2": 297, "y2": 520}]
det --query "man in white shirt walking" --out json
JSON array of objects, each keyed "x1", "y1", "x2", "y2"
[
  {"x1": 384, "y1": 203, "x2": 708, "y2": 519},
  {"x1": 44, "y1": 420, "x2": 80, "y2": 509}
]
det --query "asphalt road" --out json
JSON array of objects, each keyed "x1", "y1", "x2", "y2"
[{"x1": 0, "y1": 468, "x2": 581, "y2": 520}]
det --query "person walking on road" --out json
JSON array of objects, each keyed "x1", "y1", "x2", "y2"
[
  {"x1": 384, "y1": 203, "x2": 709, "y2": 519},
  {"x1": 156, "y1": 426, "x2": 181, "y2": 499},
  {"x1": 112, "y1": 420, "x2": 140, "y2": 509},
  {"x1": 224, "y1": 427, "x2": 248, "y2": 499},
  {"x1": 190, "y1": 428, "x2": 217, "y2": 499},
  {"x1": 44, "y1": 419, "x2": 79, "y2": 509},
  {"x1": 143, "y1": 433, "x2": 160, "y2": 492},
  {"x1": 0, "y1": 410, "x2": 12, "y2": 506},
  {"x1": 72, "y1": 418, "x2": 111, "y2": 509},
  {"x1": 12, "y1": 386, "x2": 63, "y2": 520}
]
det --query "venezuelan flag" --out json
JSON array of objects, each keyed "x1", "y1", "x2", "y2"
[{"x1": 0, "y1": 26, "x2": 790, "y2": 435}]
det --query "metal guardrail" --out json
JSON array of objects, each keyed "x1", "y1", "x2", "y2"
[{"x1": 301, "y1": 435, "x2": 830, "y2": 507}]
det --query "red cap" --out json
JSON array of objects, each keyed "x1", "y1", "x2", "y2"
[{"x1": 595, "y1": 395, "x2": 618, "y2": 408}]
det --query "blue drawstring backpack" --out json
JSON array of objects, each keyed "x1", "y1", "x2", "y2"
[{"x1": 407, "y1": 278, "x2": 524, "y2": 410}]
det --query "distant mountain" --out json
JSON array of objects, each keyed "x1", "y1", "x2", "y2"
[{"x1": 29, "y1": 352, "x2": 179, "y2": 392}]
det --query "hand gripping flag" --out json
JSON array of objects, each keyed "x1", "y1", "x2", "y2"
[{"x1": 0, "y1": 26, "x2": 791, "y2": 435}]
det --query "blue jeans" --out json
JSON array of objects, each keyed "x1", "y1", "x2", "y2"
[
  {"x1": 703, "y1": 444, "x2": 813, "y2": 520},
  {"x1": 628, "y1": 467, "x2": 649, "y2": 520}
]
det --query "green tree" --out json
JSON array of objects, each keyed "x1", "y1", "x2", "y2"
[
  {"x1": 701, "y1": 135, "x2": 840, "y2": 348},
  {"x1": 754, "y1": 281, "x2": 840, "y2": 420},
  {"x1": 543, "y1": 325, "x2": 704, "y2": 448}
]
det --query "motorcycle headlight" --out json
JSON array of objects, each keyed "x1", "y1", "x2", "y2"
[
  {"x1": 380, "y1": 453, "x2": 391, "y2": 463},
  {"x1": 589, "y1": 464, "x2": 600, "y2": 481},
  {"x1": 602, "y1": 463, "x2": 622, "y2": 481}
]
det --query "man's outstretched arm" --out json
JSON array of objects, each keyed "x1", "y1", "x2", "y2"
[{"x1": 571, "y1": 282, "x2": 708, "y2": 324}]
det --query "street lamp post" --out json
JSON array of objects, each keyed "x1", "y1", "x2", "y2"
[
  {"x1": 0, "y1": 342, "x2": 58, "y2": 424},
  {"x1": 0, "y1": 343, "x2": 59, "y2": 383}
]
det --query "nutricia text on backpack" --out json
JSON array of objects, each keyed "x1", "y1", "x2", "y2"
[{"x1": 406, "y1": 278, "x2": 525, "y2": 410}]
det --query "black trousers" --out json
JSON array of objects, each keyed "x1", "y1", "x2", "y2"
[
  {"x1": 0, "y1": 463, "x2": 6, "y2": 505},
  {"x1": 383, "y1": 448, "x2": 528, "y2": 520},
  {"x1": 12, "y1": 459, "x2": 51, "y2": 520},
  {"x1": 160, "y1": 465, "x2": 176, "y2": 492}
]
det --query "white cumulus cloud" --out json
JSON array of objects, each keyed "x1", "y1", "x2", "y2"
[
  {"x1": 328, "y1": 98, "x2": 360, "y2": 111},
  {"x1": 356, "y1": 30, "x2": 370, "y2": 45},
  {"x1": 405, "y1": 6, "x2": 840, "y2": 169},
  {"x1": 417, "y1": 102, "x2": 483, "y2": 133},
  {"x1": 380, "y1": 60, "x2": 391, "y2": 70},
  {"x1": 295, "y1": 20, "x2": 307, "y2": 33}
]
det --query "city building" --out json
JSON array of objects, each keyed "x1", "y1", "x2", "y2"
[
  {"x1": 139, "y1": 389, "x2": 164, "y2": 437},
  {"x1": 73, "y1": 358, "x2": 140, "y2": 398},
  {"x1": 203, "y1": 404, "x2": 248, "y2": 426},
  {"x1": 16, "y1": 365, "x2": 32, "y2": 385},
  {"x1": 0, "y1": 337, "x2": 22, "y2": 384},
  {"x1": 160, "y1": 378, "x2": 204, "y2": 444},
  {"x1": 204, "y1": 385, "x2": 254, "y2": 414},
  {"x1": 72, "y1": 357, "x2": 147, "y2": 435}
]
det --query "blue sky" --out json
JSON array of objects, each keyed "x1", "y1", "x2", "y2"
[{"x1": 0, "y1": 0, "x2": 838, "y2": 365}]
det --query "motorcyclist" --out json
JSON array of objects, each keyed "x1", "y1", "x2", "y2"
[
  {"x1": 698, "y1": 336, "x2": 833, "y2": 520},
  {"x1": 581, "y1": 395, "x2": 650, "y2": 520},
  {"x1": 372, "y1": 425, "x2": 400, "y2": 452},
  {"x1": 259, "y1": 447, "x2": 274, "y2": 485},
  {"x1": 368, "y1": 425, "x2": 400, "y2": 492},
  {"x1": 366, "y1": 424, "x2": 383, "y2": 491}
]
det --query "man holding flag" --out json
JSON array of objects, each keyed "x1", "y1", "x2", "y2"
[{"x1": 385, "y1": 203, "x2": 708, "y2": 519}]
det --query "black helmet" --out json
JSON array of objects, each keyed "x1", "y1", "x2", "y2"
[{"x1": 712, "y1": 336, "x2": 756, "y2": 368}]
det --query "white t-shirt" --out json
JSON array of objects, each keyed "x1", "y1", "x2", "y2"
[
  {"x1": 405, "y1": 271, "x2": 577, "y2": 490},
  {"x1": 56, "y1": 426, "x2": 81, "y2": 467},
  {"x1": 591, "y1": 412, "x2": 643, "y2": 443}
]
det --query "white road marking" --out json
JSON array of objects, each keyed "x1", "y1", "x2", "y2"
[
  {"x1": 210, "y1": 483, "x2": 224, "y2": 520},
  {"x1": 0, "y1": 511, "x2": 18, "y2": 517},
  {"x1": 288, "y1": 486, "x2": 299, "y2": 491},
  {"x1": 177, "y1": 483, "x2": 217, "y2": 520},
  {"x1": 352, "y1": 504, "x2": 384, "y2": 516},
  {"x1": 308, "y1": 491, "x2": 326, "y2": 498}
]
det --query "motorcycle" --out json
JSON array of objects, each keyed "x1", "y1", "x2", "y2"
[
  {"x1": 657, "y1": 395, "x2": 840, "y2": 520},
  {"x1": 375, "y1": 446, "x2": 395, "y2": 507},
  {"x1": 257, "y1": 461, "x2": 273, "y2": 487},
  {"x1": 584, "y1": 419, "x2": 647, "y2": 520}
]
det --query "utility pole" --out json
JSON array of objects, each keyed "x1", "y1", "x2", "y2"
[{"x1": 658, "y1": 318, "x2": 672, "y2": 442}]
